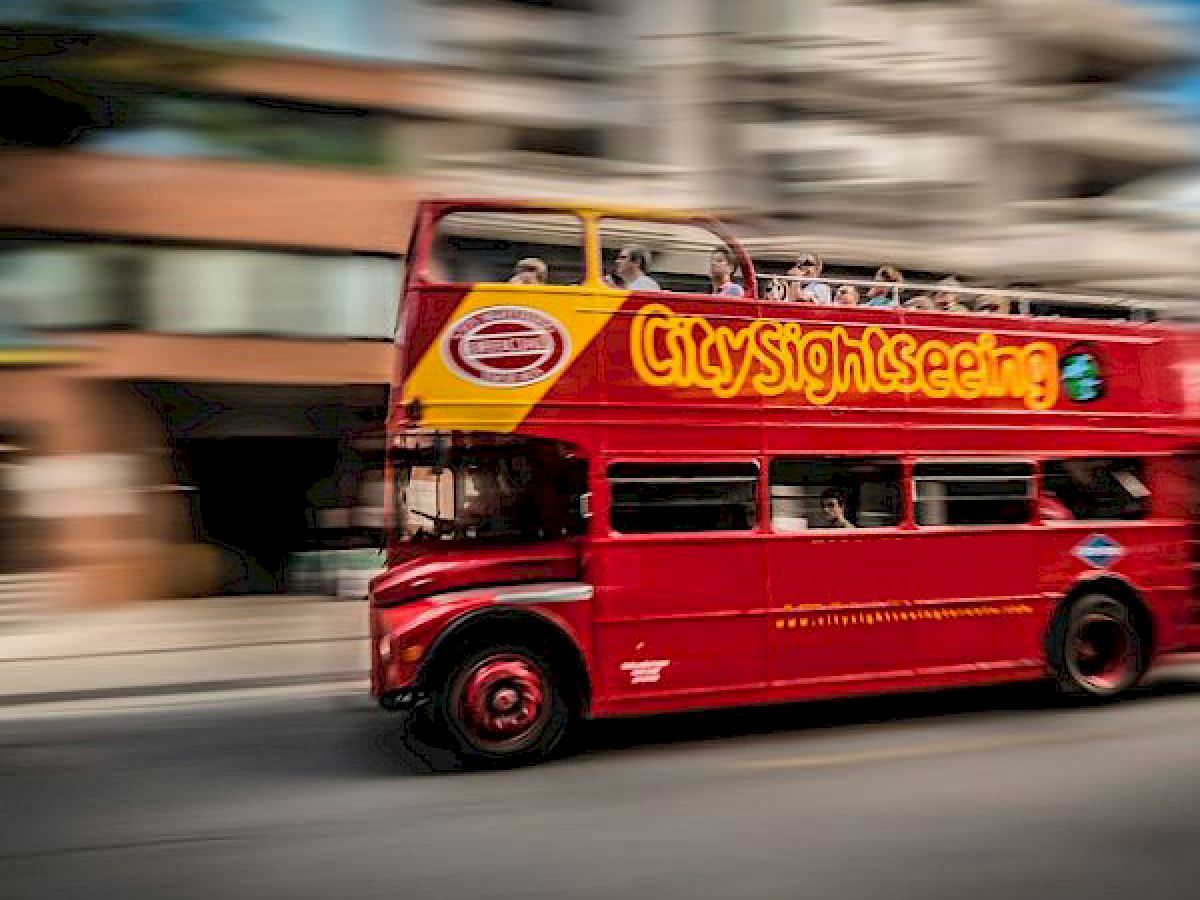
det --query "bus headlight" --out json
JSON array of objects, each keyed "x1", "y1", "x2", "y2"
[{"x1": 401, "y1": 644, "x2": 425, "y2": 664}]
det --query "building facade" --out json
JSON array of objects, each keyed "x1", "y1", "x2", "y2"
[
  {"x1": 727, "y1": 0, "x2": 1200, "y2": 292},
  {"x1": 0, "y1": 0, "x2": 1196, "y2": 605}
]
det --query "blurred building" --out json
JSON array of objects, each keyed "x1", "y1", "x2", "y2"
[
  {"x1": 0, "y1": 2, "x2": 422, "y2": 602},
  {"x1": 726, "y1": 0, "x2": 1200, "y2": 293},
  {"x1": 0, "y1": 0, "x2": 1197, "y2": 604},
  {"x1": 428, "y1": 0, "x2": 1200, "y2": 293}
]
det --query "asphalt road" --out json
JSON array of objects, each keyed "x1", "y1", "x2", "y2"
[{"x1": 5, "y1": 671, "x2": 1200, "y2": 900}]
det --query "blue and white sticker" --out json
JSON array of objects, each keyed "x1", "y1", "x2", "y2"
[{"x1": 1072, "y1": 533, "x2": 1125, "y2": 569}]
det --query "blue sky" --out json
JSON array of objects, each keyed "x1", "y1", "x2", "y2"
[
  {"x1": 1122, "y1": 1, "x2": 1200, "y2": 211},
  {"x1": 1132, "y1": 0, "x2": 1200, "y2": 116}
]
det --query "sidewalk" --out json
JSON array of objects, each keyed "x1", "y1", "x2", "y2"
[
  {"x1": 8, "y1": 596, "x2": 1199, "y2": 722},
  {"x1": 0, "y1": 596, "x2": 369, "y2": 715}
]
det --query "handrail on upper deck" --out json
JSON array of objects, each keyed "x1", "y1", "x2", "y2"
[{"x1": 753, "y1": 273, "x2": 1162, "y2": 319}]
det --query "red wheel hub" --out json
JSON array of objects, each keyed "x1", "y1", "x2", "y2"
[{"x1": 457, "y1": 655, "x2": 547, "y2": 746}]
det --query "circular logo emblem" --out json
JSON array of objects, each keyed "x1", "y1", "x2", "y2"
[
  {"x1": 1060, "y1": 344, "x2": 1105, "y2": 403},
  {"x1": 442, "y1": 306, "x2": 571, "y2": 387}
]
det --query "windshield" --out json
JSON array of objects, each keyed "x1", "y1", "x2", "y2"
[{"x1": 393, "y1": 435, "x2": 587, "y2": 543}]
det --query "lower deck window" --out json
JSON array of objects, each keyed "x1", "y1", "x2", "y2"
[
  {"x1": 1043, "y1": 458, "x2": 1148, "y2": 520},
  {"x1": 770, "y1": 458, "x2": 902, "y2": 531},
  {"x1": 609, "y1": 462, "x2": 757, "y2": 533},
  {"x1": 915, "y1": 461, "x2": 1034, "y2": 526}
]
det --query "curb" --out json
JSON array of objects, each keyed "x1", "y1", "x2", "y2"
[
  {"x1": 0, "y1": 634, "x2": 368, "y2": 666},
  {"x1": 0, "y1": 671, "x2": 366, "y2": 709}
]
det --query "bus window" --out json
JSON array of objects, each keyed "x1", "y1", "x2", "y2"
[
  {"x1": 608, "y1": 462, "x2": 757, "y2": 534},
  {"x1": 1043, "y1": 458, "x2": 1148, "y2": 521},
  {"x1": 427, "y1": 211, "x2": 585, "y2": 286},
  {"x1": 394, "y1": 436, "x2": 586, "y2": 542},
  {"x1": 598, "y1": 218, "x2": 745, "y2": 297},
  {"x1": 769, "y1": 458, "x2": 902, "y2": 531},
  {"x1": 914, "y1": 461, "x2": 1034, "y2": 526}
]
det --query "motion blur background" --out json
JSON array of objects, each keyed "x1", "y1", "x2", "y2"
[{"x1": 3, "y1": 0, "x2": 1200, "y2": 611}]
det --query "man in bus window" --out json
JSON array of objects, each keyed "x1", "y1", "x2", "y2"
[
  {"x1": 611, "y1": 244, "x2": 661, "y2": 291},
  {"x1": 510, "y1": 257, "x2": 548, "y2": 285},
  {"x1": 820, "y1": 488, "x2": 855, "y2": 529},
  {"x1": 461, "y1": 466, "x2": 526, "y2": 538},
  {"x1": 710, "y1": 247, "x2": 745, "y2": 298}
]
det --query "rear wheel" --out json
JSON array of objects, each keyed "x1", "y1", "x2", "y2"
[
  {"x1": 433, "y1": 644, "x2": 570, "y2": 767},
  {"x1": 1051, "y1": 593, "x2": 1146, "y2": 698}
]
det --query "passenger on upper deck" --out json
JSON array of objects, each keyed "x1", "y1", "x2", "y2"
[
  {"x1": 933, "y1": 276, "x2": 969, "y2": 313},
  {"x1": 835, "y1": 284, "x2": 860, "y2": 306},
  {"x1": 864, "y1": 266, "x2": 904, "y2": 307},
  {"x1": 975, "y1": 293, "x2": 1012, "y2": 315},
  {"x1": 610, "y1": 244, "x2": 661, "y2": 292},
  {"x1": 509, "y1": 257, "x2": 548, "y2": 286},
  {"x1": 787, "y1": 253, "x2": 832, "y2": 304},
  {"x1": 820, "y1": 488, "x2": 855, "y2": 529},
  {"x1": 710, "y1": 247, "x2": 745, "y2": 298}
]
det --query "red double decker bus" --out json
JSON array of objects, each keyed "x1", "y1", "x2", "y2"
[{"x1": 370, "y1": 199, "x2": 1200, "y2": 766}]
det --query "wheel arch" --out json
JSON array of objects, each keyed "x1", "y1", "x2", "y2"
[
  {"x1": 417, "y1": 606, "x2": 593, "y2": 717},
  {"x1": 1045, "y1": 574, "x2": 1155, "y2": 667}
]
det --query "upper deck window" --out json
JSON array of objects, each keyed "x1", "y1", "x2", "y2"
[
  {"x1": 1043, "y1": 458, "x2": 1149, "y2": 521},
  {"x1": 598, "y1": 218, "x2": 746, "y2": 298},
  {"x1": 914, "y1": 461, "x2": 1035, "y2": 526},
  {"x1": 427, "y1": 211, "x2": 585, "y2": 287}
]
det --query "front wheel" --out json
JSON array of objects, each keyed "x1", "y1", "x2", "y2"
[
  {"x1": 433, "y1": 644, "x2": 570, "y2": 768},
  {"x1": 1051, "y1": 594, "x2": 1147, "y2": 699}
]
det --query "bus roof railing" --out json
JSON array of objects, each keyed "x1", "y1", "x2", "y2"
[
  {"x1": 752, "y1": 273, "x2": 1188, "y2": 320},
  {"x1": 415, "y1": 198, "x2": 1198, "y2": 321}
]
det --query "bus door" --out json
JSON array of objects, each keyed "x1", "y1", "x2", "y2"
[
  {"x1": 590, "y1": 461, "x2": 768, "y2": 709},
  {"x1": 900, "y1": 460, "x2": 1041, "y2": 674},
  {"x1": 764, "y1": 457, "x2": 916, "y2": 687}
]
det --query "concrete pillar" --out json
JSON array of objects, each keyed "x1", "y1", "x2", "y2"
[{"x1": 621, "y1": 0, "x2": 727, "y2": 208}]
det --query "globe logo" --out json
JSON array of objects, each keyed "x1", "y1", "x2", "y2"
[{"x1": 1060, "y1": 347, "x2": 1104, "y2": 403}]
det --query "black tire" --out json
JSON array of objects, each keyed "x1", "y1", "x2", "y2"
[
  {"x1": 431, "y1": 643, "x2": 571, "y2": 768},
  {"x1": 1050, "y1": 593, "x2": 1147, "y2": 699}
]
